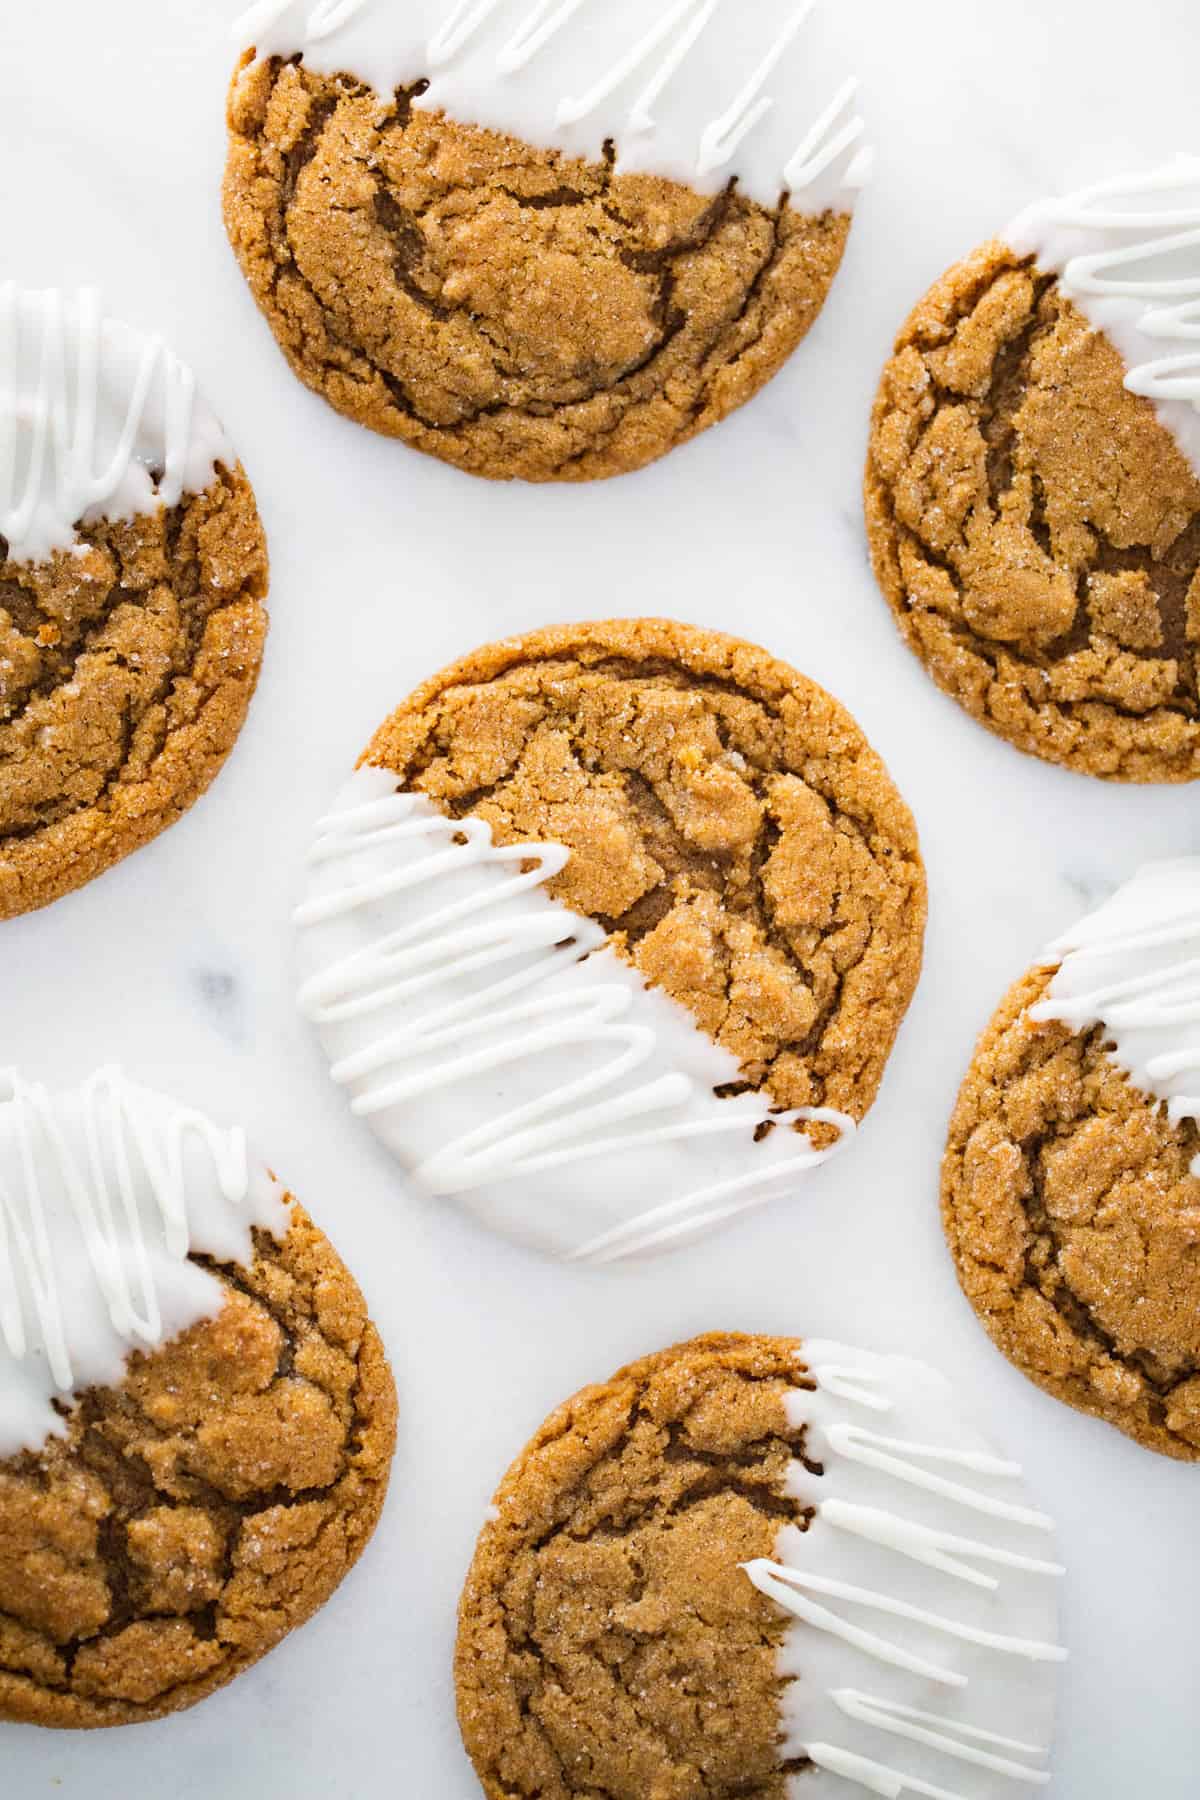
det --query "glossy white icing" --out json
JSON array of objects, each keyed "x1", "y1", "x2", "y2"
[
  {"x1": 1007, "y1": 155, "x2": 1200, "y2": 477},
  {"x1": 235, "y1": 0, "x2": 872, "y2": 213},
  {"x1": 0, "y1": 286, "x2": 233, "y2": 567},
  {"x1": 744, "y1": 1341, "x2": 1064, "y2": 1798},
  {"x1": 1029, "y1": 857, "x2": 1200, "y2": 1175},
  {"x1": 0, "y1": 1068, "x2": 289, "y2": 1459},
  {"x1": 294, "y1": 767, "x2": 853, "y2": 1263}
]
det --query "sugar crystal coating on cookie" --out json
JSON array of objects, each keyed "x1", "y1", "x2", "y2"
[
  {"x1": 455, "y1": 1333, "x2": 1065, "y2": 1800},
  {"x1": 295, "y1": 621, "x2": 926, "y2": 1262},
  {"x1": 0, "y1": 1067, "x2": 397, "y2": 1728},
  {"x1": 865, "y1": 165, "x2": 1200, "y2": 782},
  {"x1": 943, "y1": 859, "x2": 1200, "y2": 1460},
  {"x1": 223, "y1": 2, "x2": 869, "y2": 480}
]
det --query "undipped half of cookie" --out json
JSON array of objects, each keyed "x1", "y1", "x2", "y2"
[
  {"x1": 866, "y1": 156, "x2": 1200, "y2": 782},
  {"x1": 295, "y1": 620, "x2": 926, "y2": 1264},
  {"x1": 943, "y1": 858, "x2": 1200, "y2": 1460},
  {"x1": 455, "y1": 1332, "x2": 1067, "y2": 1800},
  {"x1": 0, "y1": 1068, "x2": 396, "y2": 1728},
  {"x1": 223, "y1": 0, "x2": 870, "y2": 482},
  {"x1": 0, "y1": 287, "x2": 269, "y2": 920}
]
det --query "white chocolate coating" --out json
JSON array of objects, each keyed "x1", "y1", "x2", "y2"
[
  {"x1": 235, "y1": 0, "x2": 872, "y2": 213},
  {"x1": 294, "y1": 767, "x2": 852, "y2": 1263},
  {"x1": 0, "y1": 286, "x2": 234, "y2": 568},
  {"x1": 745, "y1": 1342, "x2": 1064, "y2": 1799},
  {"x1": 0, "y1": 1068, "x2": 289, "y2": 1459},
  {"x1": 1029, "y1": 857, "x2": 1200, "y2": 1175},
  {"x1": 1007, "y1": 156, "x2": 1200, "y2": 478}
]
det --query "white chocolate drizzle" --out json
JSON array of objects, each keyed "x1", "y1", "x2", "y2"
[
  {"x1": 235, "y1": 0, "x2": 872, "y2": 214},
  {"x1": 1029, "y1": 857, "x2": 1200, "y2": 1176},
  {"x1": 1007, "y1": 155, "x2": 1200, "y2": 477},
  {"x1": 0, "y1": 1068, "x2": 289, "y2": 1459},
  {"x1": 295, "y1": 767, "x2": 853, "y2": 1264},
  {"x1": 0, "y1": 286, "x2": 234, "y2": 567},
  {"x1": 743, "y1": 1342, "x2": 1064, "y2": 1798}
]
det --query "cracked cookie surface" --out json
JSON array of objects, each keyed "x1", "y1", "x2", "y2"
[
  {"x1": 0, "y1": 1204, "x2": 396, "y2": 1727},
  {"x1": 943, "y1": 965, "x2": 1200, "y2": 1460},
  {"x1": 865, "y1": 241, "x2": 1200, "y2": 782},
  {"x1": 0, "y1": 468, "x2": 268, "y2": 920},
  {"x1": 223, "y1": 57, "x2": 850, "y2": 483},
  {"x1": 365, "y1": 619, "x2": 925, "y2": 1130},
  {"x1": 455, "y1": 1333, "x2": 810, "y2": 1800}
]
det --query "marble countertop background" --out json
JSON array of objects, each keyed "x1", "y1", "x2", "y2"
[{"x1": 3, "y1": 0, "x2": 1198, "y2": 1793}]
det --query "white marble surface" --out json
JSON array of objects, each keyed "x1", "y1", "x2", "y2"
[{"x1": 2, "y1": 0, "x2": 1198, "y2": 1793}]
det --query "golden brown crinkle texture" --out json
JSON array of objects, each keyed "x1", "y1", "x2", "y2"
[
  {"x1": 0, "y1": 1204, "x2": 397, "y2": 1728},
  {"x1": 865, "y1": 240, "x2": 1200, "y2": 782},
  {"x1": 222, "y1": 55, "x2": 851, "y2": 483},
  {"x1": 0, "y1": 466, "x2": 268, "y2": 920},
  {"x1": 455, "y1": 1332, "x2": 814, "y2": 1800},
  {"x1": 943, "y1": 965, "x2": 1200, "y2": 1460},
  {"x1": 365, "y1": 619, "x2": 926, "y2": 1129}
]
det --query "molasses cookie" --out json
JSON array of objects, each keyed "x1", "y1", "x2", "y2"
[
  {"x1": 224, "y1": 0, "x2": 870, "y2": 482},
  {"x1": 943, "y1": 858, "x2": 1200, "y2": 1460},
  {"x1": 0, "y1": 1067, "x2": 396, "y2": 1728},
  {"x1": 455, "y1": 1332, "x2": 1066, "y2": 1800},
  {"x1": 866, "y1": 157, "x2": 1200, "y2": 781},
  {"x1": 0, "y1": 286, "x2": 268, "y2": 920},
  {"x1": 296, "y1": 619, "x2": 925, "y2": 1263}
]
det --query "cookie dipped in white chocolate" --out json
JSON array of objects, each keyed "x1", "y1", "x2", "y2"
[
  {"x1": 1029, "y1": 857, "x2": 1200, "y2": 1174},
  {"x1": 0, "y1": 1068, "x2": 290, "y2": 1459},
  {"x1": 295, "y1": 768, "x2": 853, "y2": 1264},
  {"x1": 745, "y1": 1342, "x2": 1065, "y2": 1799},
  {"x1": 0, "y1": 287, "x2": 234, "y2": 568},
  {"x1": 235, "y1": 0, "x2": 872, "y2": 214},
  {"x1": 1008, "y1": 156, "x2": 1200, "y2": 478}
]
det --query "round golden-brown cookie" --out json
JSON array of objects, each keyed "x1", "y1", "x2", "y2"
[
  {"x1": 0, "y1": 289, "x2": 269, "y2": 921},
  {"x1": 223, "y1": 54, "x2": 851, "y2": 483},
  {"x1": 865, "y1": 241, "x2": 1200, "y2": 782},
  {"x1": 296, "y1": 620, "x2": 926, "y2": 1263},
  {"x1": 455, "y1": 1332, "x2": 1066, "y2": 1799},
  {"x1": 0, "y1": 1073, "x2": 396, "y2": 1729},
  {"x1": 943, "y1": 964, "x2": 1200, "y2": 1461}
]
